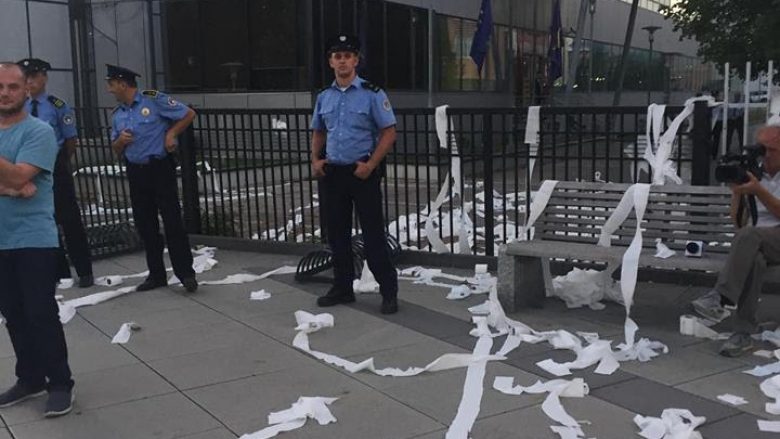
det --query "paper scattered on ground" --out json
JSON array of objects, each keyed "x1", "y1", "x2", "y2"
[
  {"x1": 633, "y1": 409, "x2": 705, "y2": 439},
  {"x1": 743, "y1": 361, "x2": 780, "y2": 378},
  {"x1": 238, "y1": 396, "x2": 338, "y2": 439},
  {"x1": 716, "y1": 394, "x2": 748, "y2": 406},
  {"x1": 57, "y1": 279, "x2": 74, "y2": 290},
  {"x1": 353, "y1": 261, "x2": 379, "y2": 294},
  {"x1": 292, "y1": 311, "x2": 505, "y2": 377},
  {"x1": 111, "y1": 322, "x2": 140, "y2": 344},
  {"x1": 445, "y1": 336, "x2": 493, "y2": 439},
  {"x1": 654, "y1": 239, "x2": 676, "y2": 259},
  {"x1": 95, "y1": 275, "x2": 124, "y2": 287},
  {"x1": 250, "y1": 290, "x2": 272, "y2": 301},
  {"x1": 755, "y1": 350, "x2": 776, "y2": 359},
  {"x1": 494, "y1": 377, "x2": 588, "y2": 432},
  {"x1": 758, "y1": 419, "x2": 780, "y2": 433},
  {"x1": 679, "y1": 315, "x2": 729, "y2": 340},
  {"x1": 760, "y1": 375, "x2": 780, "y2": 415},
  {"x1": 257, "y1": 266, "x2": 298, "y2": 279},
  {"x1": 201, "y1": 273, "x2": 264, "y2": 285}
]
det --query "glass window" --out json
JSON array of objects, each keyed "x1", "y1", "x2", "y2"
[
  {"x1": 200, "y1": 0, "x2": 250, "y2": 91},
  {"x1": 436, "y1": 15, "x2": 461, "y2": 91}
]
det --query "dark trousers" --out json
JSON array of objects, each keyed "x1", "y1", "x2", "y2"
[
  {"x1": 53, "y1": 148, "x2": 92, "y2": 279},
  {"x1": 127, "y1": 156, "x2": 194, "y2": 281},
  {"x1": 0, "y1": 248, "x2": 74, "y2": 391},
  {"x1": 322, "y1": 164, "x2": 397, "y2": 298},
  {"x1": 712, "y1": 119, "x2": 745, "y2": 158}
]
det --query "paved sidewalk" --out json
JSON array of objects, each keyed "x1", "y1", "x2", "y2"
[{"x1": 0, "y1": 249, "x2": 778, "y2": 438}]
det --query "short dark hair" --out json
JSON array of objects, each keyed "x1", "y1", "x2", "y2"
[{"x1": 110, "y1": 77, "x2": 138, "y2": 88}]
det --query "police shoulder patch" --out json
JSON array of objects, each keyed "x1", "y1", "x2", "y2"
[
  {"x1": 361, "y1": 81, "x2": 381, "y2": 93},
  {"x1": 142, "y1": 90, "x2": 159, "y2": 98},
  {"x1": 47, "y1": 95, "x2": 65, "y2": 108}
]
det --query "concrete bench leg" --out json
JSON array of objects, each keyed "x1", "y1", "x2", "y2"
[{"x1": 498, "y1": 246, "x2": 547, "y2": 312}]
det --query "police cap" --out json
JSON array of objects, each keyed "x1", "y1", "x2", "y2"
[
  {"x1": 326, "y1": 34, "x2": 360, "y2": 55},
  {"x1": 17, "y1": 58, "x2": 51, "y2": 74},
  {"x1": 105, "y1": 64, "x2": 140, "y2": 82}
]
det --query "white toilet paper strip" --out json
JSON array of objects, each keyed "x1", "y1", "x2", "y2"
[
  {"x1": 250, "y1": 290, "x2": 272, "y2": 301},
  {"x1": 679, "y1": 315, "x2": 729, "y2": 340},
  {"x1": 111, "y1": 322, "x2": 139, "y2": 344},
  {"x1": 445, "y1": 336, "x2": 493, "y2": 439},
  {"x1": 493, "y1": 377, "x2": 588, "y2": 429},
  {"x1": 353, "y1": 261, "x2": 379, "y2": 294},
  {"x1": 758, "y1": 419, "x2": 780, "y2": 433},
  {"x1": 716, "y1": 394, "x2": 748, "y2": 406},
  {"x1": 633, "y1": 409, "x2": 705, "y2": 439},
  {"x1": 238, "y1": 396, "x2": 339, "y2": 439},
  {"x1": 292, "y1": 311, "x2": 505, "y2": 377},
  {"x1": 760, "y1": 374, "x2": 780, "y2": 415}
]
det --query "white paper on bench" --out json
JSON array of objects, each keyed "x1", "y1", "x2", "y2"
[
  {"x1": 292, "y1": 311, "x2": 505, "y2": 377},
  {"x1": 238, "y1": 396, "x2": 338, "y2": 439}
]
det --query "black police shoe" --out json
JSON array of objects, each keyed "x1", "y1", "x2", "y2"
[
  {"x1": 316, "y1": 288, "x2": 356, "y2": 307},
  {"x1": 380, "y1": 297, "x2": 399, "y2": 315},
  {"x1": 136, "y1": 277, "x2": 167, "y2": 292},
  {"x1": 78, "y1": 274, "x2": 94, "y2": 288},
  {"x1": 44, "y1": 389, "x2": 74, "y2": 418},
  {"x1": 0, "y1": 382, "x2": 46, "y2": 408},
  {"x1": 181, "y1": 277, "x2": 198, "y2": 293}
]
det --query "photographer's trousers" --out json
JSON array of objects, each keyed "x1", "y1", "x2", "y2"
[
  {"x1": 321, "y1": 164, "x2": 397, "y2": 299},
  {"x1": 716, "y1": 226, "x2": 780, "y2": 332}
]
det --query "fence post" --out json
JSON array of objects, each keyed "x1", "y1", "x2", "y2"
[
  {"x1": 179, "y1": 124, "x2": 202, "y2": 234},
  {"x1": 691, "y1": 100, "x2": 711, "y2": 185},
  {"x1": 483, "y1": 112, "x2": 495, "y2": 256}
]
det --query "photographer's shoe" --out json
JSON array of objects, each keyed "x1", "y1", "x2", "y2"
[
  {"x1": 719, "y1": 332, "x2": 753, "y2": 357},
  {"x1": 380, "y1": 297, "x2": 398, "y2": 315},
  {"x1": 692, "y1": 290, "x2": 729, "y2": 322},
  {"x1": 136, "y1": 277, "x2": 167, "y2": 292},
  {"x1": 0, "y1": 383, "x2": 45, "y2": 408},
  {"x1": 316, "y1": 288, "x2": 355, "y2": 307},
  {"x1": 44, "y1": 389, "x2": 74, "y2": 418},
  {"x1": 181, "y1": 277, "x2": 198, "y2": 293},
  {"x1": 77, "y1": 274, "x2": 94, "y2": 288}
]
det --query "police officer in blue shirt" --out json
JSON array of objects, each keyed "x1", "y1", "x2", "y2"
[
  {"x1": 106, "y1": 64, "x2": 198, "y2": 293},
  {"x1": 311, "y1": 35, "x2": 399, "y2": 314},
  {"x1": 17, "y1": 58, "x2": 94, "y2": 288}
]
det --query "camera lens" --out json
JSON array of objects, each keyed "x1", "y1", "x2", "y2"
[{"x1": 686, "y1": 242, "x2": 700, "y2": 254}]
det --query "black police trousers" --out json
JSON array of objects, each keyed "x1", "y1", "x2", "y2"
[
  {"x1": 322, "y1": 164, "x2": 397, "y2": 298},
  {"x1": 0, "y1": 248, "x2": 74, "y2": 391},
  {"x1": 127, "y1": 156, "x2": 195, "y2": 282},
  {"x1": 53, "y1": 148, "x2": 92, "y2": 279}
]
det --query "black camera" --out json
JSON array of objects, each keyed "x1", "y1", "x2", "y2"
[{"x1": 714, "y1": 144, "x2": 766, "y2": 184}]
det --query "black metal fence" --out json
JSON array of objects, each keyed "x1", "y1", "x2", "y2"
[{"x1": 69, "y1": 104, "x2": 709, "y2": 258}]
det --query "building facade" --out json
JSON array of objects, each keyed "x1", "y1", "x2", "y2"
[{"x1": 2, "y1": 0, "x2": 716, "y2": 109}]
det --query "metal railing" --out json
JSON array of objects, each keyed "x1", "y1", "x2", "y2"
[{"x1": 69, "y1": 105, "x2": 708, "y2": 258}]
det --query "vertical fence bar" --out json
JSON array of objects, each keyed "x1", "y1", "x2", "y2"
[
  {"x1": 482, "y1": 112, "x2": 495, "y2": 256},
  {"x1": 179, "y1": 124, "x2": 201, "y2": 234}
]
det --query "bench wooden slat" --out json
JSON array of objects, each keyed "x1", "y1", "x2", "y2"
[
  {"x1": 538, "y1": 217, "x2": 736, "y2": 234},
  {"x1": 549, "y1": 191, "x2": 731, "y2": 206},
  {"x1": 536, "y1": 232, "x2": 733, "y2": 253},
  {"x1": 542, "y1": 209, "x2": 733, "y2": 224},
  {"x1": 552, "y1": 181, "x2": 731, "y2": 196}
]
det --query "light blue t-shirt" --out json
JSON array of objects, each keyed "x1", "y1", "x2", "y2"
[{"x1": 0, "y1": 115, "x2": 58, "y2": 249}]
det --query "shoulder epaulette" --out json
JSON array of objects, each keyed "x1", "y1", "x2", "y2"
[
  {"x1": 47, "y1": 95, "x2": 65, "y2": 108},
  {"x1": 111, "y1": 105, "x2": 120, "y2": 114},
  {"x1": 361, "y1": 81, "x2": 381, "y2": 93},
  {"x1": 142, "y1": 90, "x2": 159, "y2": 98}
]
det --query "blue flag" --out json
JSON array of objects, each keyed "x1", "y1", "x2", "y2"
[
  {"x1": 548, "y1": 0, "x2": 563, "y2": 82},
  {"x1": 470, "y1": 0, "x2": 493, "y2": 75}
]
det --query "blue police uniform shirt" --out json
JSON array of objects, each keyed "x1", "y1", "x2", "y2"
[
  {"x1": 0, "y1": 116, "x2": 58, "y2": 249},
  {"x1": 110, "y1": 90, "x2": 190, "y2": 164},
  {"x1": 24, "y1": 92, "x2": 78, "y2": 147},
  {"x1": 311, "y1": 76, "x2": 396, "y2": 165}
]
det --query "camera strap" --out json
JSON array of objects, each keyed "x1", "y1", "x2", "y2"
[{"x1": 736, "y1": 195, "x2": 759, "y2": 227}]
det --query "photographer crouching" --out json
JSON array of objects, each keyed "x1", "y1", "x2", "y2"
[{"x1": 692, "y1": 124, "x2": 780, "y2": 357}]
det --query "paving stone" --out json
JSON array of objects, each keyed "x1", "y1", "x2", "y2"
[
  {"x1": 178, "y1": 427, "x2": 238, "y2": 439},
  {"x1": 677, "y1": 368, "x2": 776, "y2": 418},
  {"x1": 591, "y1": 377, "x2": 739, "y2": 423},
  {"x1": 186, "y1": 362, "x2": 442, "y2": 438},
  {"x1": 470, "y1": 394, "x2": 640, "y2": 439},
  {"x1": 8, "y1": 393, "x2": 220, "y2": 439},
  {"x1": 148, "y1": 337, "x2": 316, "y2": 390},
  {"x1": 699, "y1": 413, "x2": 780, "y2": 439},
  {"x1": 618, "y1": 344, "x2": 744, "y2": 386},
  {"x1": 81, "y1": 301, "x2": 231, "y2": 336},
  {"x1": 1, "y1": 363, "x2": 176, "y2": 426},
  {"x1": 121, "y1": 320, "x2": 268, "y2": 362},
  {"x1": 0, "y1": 428, "x2": 11, "y2": 439}
]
